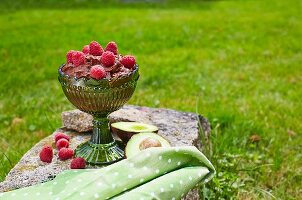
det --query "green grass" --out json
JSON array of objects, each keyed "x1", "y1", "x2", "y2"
[{"x1": 0, "y1": 0, "x2": 301, "y2": 199}]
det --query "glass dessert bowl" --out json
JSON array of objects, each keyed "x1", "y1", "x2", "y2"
[{"x1": 58, "y1": 64, "x2": 139, "y2": 165}]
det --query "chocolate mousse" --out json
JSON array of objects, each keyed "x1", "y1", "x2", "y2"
[{"x1": 62, "y1": 41, "x2": 137, "y2": 80}]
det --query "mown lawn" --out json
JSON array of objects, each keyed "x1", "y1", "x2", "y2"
[{"x1": 0, "y1": 0, "x2": 301, "y2": 199}]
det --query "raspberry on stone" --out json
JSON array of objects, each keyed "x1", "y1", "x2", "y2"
[
  {"x1": 101, "y1": 51, "x2": 115, "y2": 67},
  {"x1": 58, "y1": 148, "x2": 74, "y2": 160},
  {"x1": 39, "y1": 145, "x2": 53, "y2": 163},
  {"x1": 105, "y1": 41, "x2": 118, "y2": 55},
  {"x1": 70, "y1": 157, "x2": 86, "y2": 169},
  {"x1": 66, "y1": 50, "x2": 76, "y2": 64},
  {"x1": 121, "y1": 55, "x2": 136, "y2": 69},
  {"x1": 56, "y1": 138, "x2": 69, "y2": 150},
  {"x1": 89, "y1": 41, "x2": 104, "y2": 56},
  {"x1": 82, "y1": 45, "x2": 90, "y2": 54},
  {"x1": 54, "y1": 132, "x2": 70, "y2": 143},
  {"x1": 90, "y1": 65, "x2": 106, "y2": 80},
  {"x1": 72, "y1": 51, "x2": 85, "y2": 67}
]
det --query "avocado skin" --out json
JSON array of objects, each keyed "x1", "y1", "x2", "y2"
[{"x1": 110, "y1": 122, "x2": 158, "y2": 143}]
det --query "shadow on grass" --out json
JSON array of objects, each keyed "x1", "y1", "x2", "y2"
[{"x1": 0, "y1": 0, "x2": 217, "y2": 13}]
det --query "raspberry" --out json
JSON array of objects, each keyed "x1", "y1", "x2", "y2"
[
  {"x1": 90, "y1": 65, "x2": 106, "y2": 80},
  {"x1": 72, "y1": 51, "x2": 85, "y2": 67},
  {"x1": 70, "y1": 157, "x2": 86, "y2": 169},
  {"x1": 105, "y1": 41, "x2": 118, "y2": 55},
  {"x1": 101, "y1": 51, "x2": 115, "y2": 67},
  {"x1": 54, "y1": 132, "x2": 70, "y2": 143},
  {"x1": 58, "y1": 148, "x2": 74, "y2": 160},
  {"x1": 39, "y1": 145, "x2": 53, "y2": 163},
  {"x1": 66, "y1": 50, "x2": 76, "y2": 64},
  {"x1": 89, "y1": 41, "x2": 104, "y2": 56},
  {"x1": 82, "y1": 45, "x2": 90, "y2": 54},
  {"x1": 56, "y1": 138, "x2": 69, "y2": 150},
  {"x1": 121, "y1": 55, "x2": 136, "y2": 69}
]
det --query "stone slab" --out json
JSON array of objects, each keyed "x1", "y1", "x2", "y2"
[
  {"x1": 0, "y1": 105, "x2": 210, "y2": 200},
  {"x1": 62, "y1": 105, "x2": 210, "y2": 148}
]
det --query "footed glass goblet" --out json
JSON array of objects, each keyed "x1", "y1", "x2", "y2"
[{"x1": 58, "y1": 65, "x2": 139, "y2": 165}]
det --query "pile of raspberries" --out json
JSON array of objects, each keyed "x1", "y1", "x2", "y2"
[
  {"x1": 39, "y1": 132, "x2": 86, "y2": 169},
  {"x1": 66, "y1": 41, "x2": 136, "y2": 80}
]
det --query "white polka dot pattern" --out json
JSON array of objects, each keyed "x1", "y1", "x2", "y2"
[{"x1": 0, "y1": 146, "x2": 214, "y2": 200}]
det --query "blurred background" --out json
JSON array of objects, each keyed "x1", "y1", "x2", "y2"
[{"x1": 0, "y1": 0, "x2": 301, "y2": 199}]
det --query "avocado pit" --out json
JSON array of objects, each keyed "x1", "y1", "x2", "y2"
[
  {"x1": 139, "y1": 137, "x2": 162, "y2": 150},
  {"x1": 125, "y1": 132, "x2": 171, "y2": 158}
]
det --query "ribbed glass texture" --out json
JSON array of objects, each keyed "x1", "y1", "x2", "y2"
[{"x1": 58, "y1": 65, "x2": 139, "y2": 165}]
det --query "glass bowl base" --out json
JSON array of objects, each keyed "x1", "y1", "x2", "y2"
[{"x1": 75, "y1": 140, "x2": 125, "y2": 165}]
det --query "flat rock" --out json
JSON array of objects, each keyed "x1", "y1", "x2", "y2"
[
  {"x1": 0, "y1": 105, "x2": 210, "y2": 200},
  {"x1": 62, "y1": 105, "x2": 210, "y2": 148}
]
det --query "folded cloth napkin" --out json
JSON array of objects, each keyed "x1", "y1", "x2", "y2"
[{"x1": 0, "y1": 146, "x2": 215, "y2": 200}]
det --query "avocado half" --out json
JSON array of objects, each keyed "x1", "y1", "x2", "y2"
[
  {"x1": 125, "y1": 132, "x2": 170, "y2": 158},
  {"x1": 111, "y1": 122, "x2": 159, "y2": 143}
]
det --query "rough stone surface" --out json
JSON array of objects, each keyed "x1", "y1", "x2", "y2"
[
  {"x1": 61, "y1": 109, "x2": 93, "y2": 132},
  {"x1": 0, "y1": 105, "x2": 210, "y2": 200}
]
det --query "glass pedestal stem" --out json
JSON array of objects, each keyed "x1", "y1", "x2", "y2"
[
  {"x1": 75, "y1": 115, "x2": 124, "y2": 165},
  {"x1": 91, "y1": 116, "x2": 114, "y2": 144}
]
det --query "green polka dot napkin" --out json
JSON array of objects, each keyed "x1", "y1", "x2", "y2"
[{"x1": 0, "y1": 146, "x2": 215, "y2": 200}]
